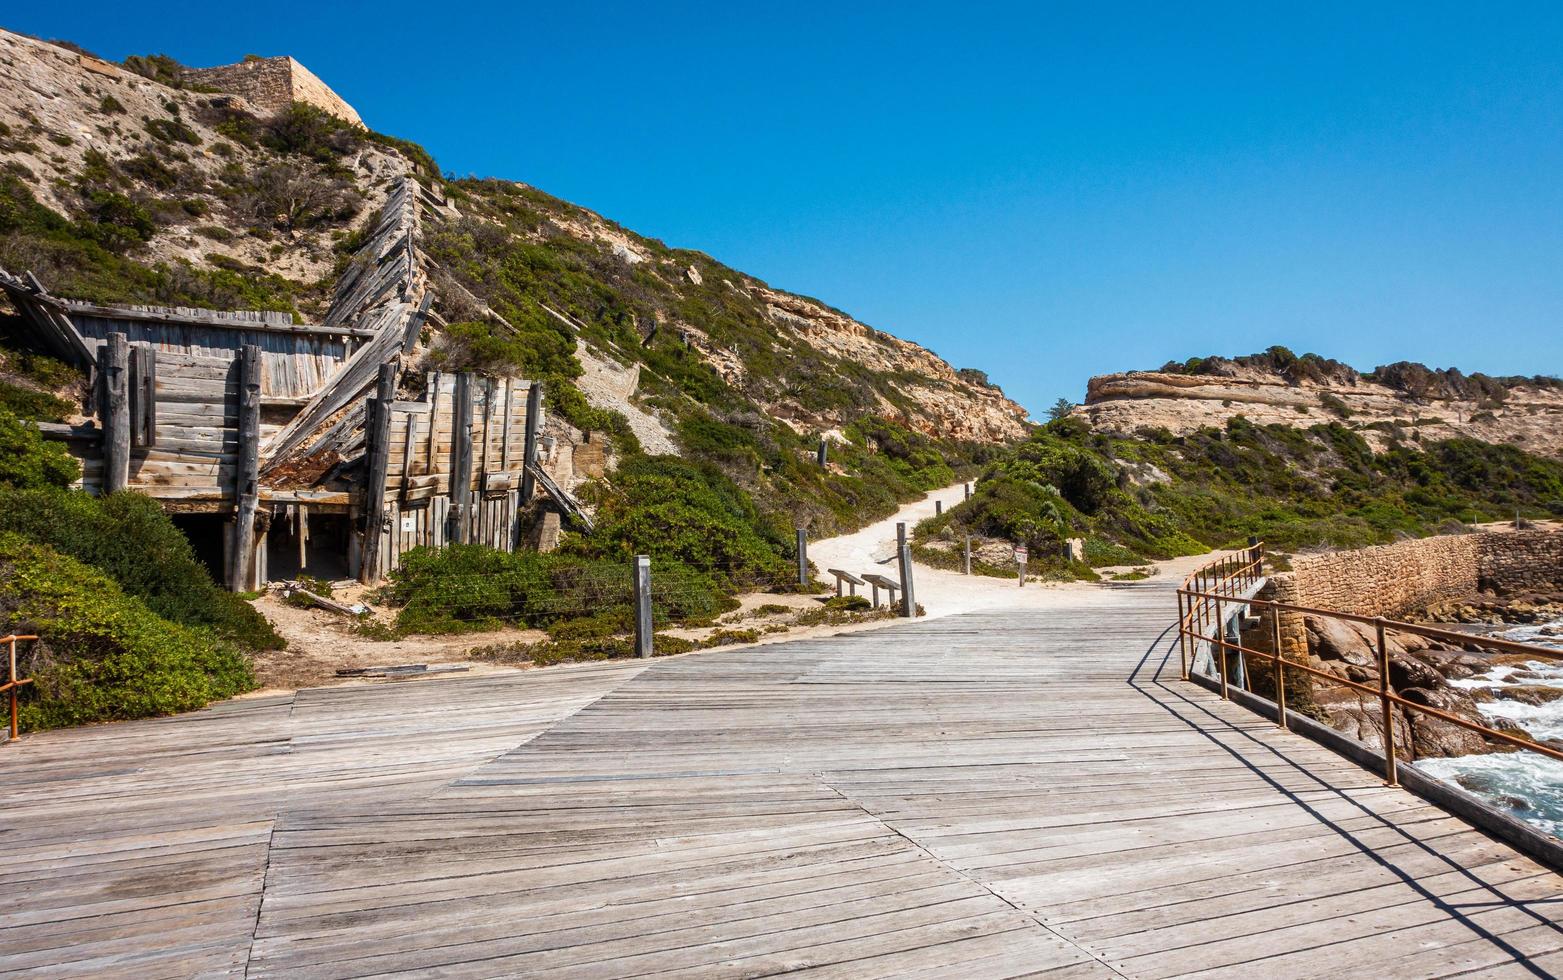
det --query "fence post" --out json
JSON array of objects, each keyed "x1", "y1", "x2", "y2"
[
  {"x1": 963, "y1": 535, "x2": 972, "y2": 576},
  {"x1": 1272, "y1": 605, "x2": 1287, "y2": 729},
  {"x1": 1215, "y1": 597, "x2": 1228, "y2": 700},
  {"x1": 7, "y1": 635, "x2": 17, "y2": 742},
  {"x1": 964, "y1": 482, "x2": 971, "y2": 501},
  {"x1": 795, "y1": 528, "x2": 808, "y2": 588},
  {"x1": 633, "y1": 555, "x2": 653, "y2": 659},
  {"x1": 935, "y1": 500, "x2": 943, "y2": 516},
  {"x1": 1376, "y1": 617, "x2": 1398, "y2": 786},
  {"x1": 896, "y1": 522, "x2": 915, "y2": 617},
  {"x1": 1177, "y1": 591, "x2": 1190, "y2": 681}
]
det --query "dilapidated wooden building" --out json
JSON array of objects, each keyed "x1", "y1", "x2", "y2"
[{"x1": 1, "y1": 177, "x2": 573, "y2": 589}]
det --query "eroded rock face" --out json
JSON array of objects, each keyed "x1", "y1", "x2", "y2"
[
  {"x1": 1077, "y1": 366, "x2": 1563, "y2": 458},
  {"x1": 1304, "y1": 614, "x2": 1513, "y2": 760}
]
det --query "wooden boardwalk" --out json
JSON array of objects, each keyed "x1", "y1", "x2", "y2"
[{"x1": 3, "y1": 576, "x2": 1561, "y2": 978}]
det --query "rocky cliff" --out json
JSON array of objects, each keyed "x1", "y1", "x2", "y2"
[{"x1": 1079, "y1": 355, "x2": 1563, "y2": 458}]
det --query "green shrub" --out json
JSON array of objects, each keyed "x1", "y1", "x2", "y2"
[
  {"x1": 0, "y1": 409, "x2": 79, "y2": 488},
  {"x1": 381, "y1": 543, "x2": 730, "y2": 636},
  {"x1": 0, "y1": 535, "x2": 255, "y2": 730},
  {"x1": 0, "y1": 381, "x2": 72, "y2": 422},
  {"x1": 577, "y1": 455, "x2": 792, "y2": 589},
  {"x1": 0, "y1": 488, "x2": 282, "y2": 650}
]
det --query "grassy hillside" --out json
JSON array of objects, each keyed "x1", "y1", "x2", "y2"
[{"x1": 918, "y1": 415, "x2": 1563, "y2": 579}]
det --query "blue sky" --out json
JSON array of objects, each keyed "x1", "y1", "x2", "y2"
[{"x1": 10, "y1": 3, "x2": 1563, "y2": 414}]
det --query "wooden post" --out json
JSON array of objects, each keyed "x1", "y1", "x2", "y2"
[
  {"x1": 795, "y1": 528, "x2": 808, "y2": 588},
  {"x1": 228, "y1": 344, "x2": 262, "y2": 592},
  {"x1": 450, "y1": 373, "x2": 474, "y2": 544},
  {"x1": 359, "y1": 362, "x2": 397, "y2": 583},
  {"x1": 520, "y1": 381, "x2": 543, "y2": 502},
  {"x1": 1377, "y1": 617, "x2": 1398, "y2": 786},
  {"x1": 297, "y1": 504, "x2": 309, "y2": 573},
  {"x1": 633, "y1": 555, "x2": 653, "y2": 659},
  {"x1": 99, "y1": 333, "x2": 130, "y2": 494},
  {"x1": 896, "y1": 522, "x2": 916, "y2": 617},
  {"x1": 964, "y1": 482, "x2": 971, "y2": 501},
  {"x1": 935, "y1": 500, "x2": 943, "y2": 516},
  {"x1": 963, "y1": 535, "x2": 972, "y2": 575}
]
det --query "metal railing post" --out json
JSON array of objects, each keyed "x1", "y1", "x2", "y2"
[
  {"x1": 1376, "y1": 617, "x2": 1398, "y2": 786},
  {"x1": 633, "y1": 555, "x2": 653, "y2": 659},
  {"x1": 1177, "y1": 591, "x2": 1190, "y2": 681},
  {"x1": 1215, "y1": 596, "x2": 1229, "y2": 699},
  {"x1": 1272, "y1": 605, "x2": 1287, "y2": 730},
  {"x1": 7, "y1": 635, "x2": 17, "y2": 742}
]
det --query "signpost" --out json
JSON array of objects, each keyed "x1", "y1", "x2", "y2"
[{"x1": 1014, "y1": 544, "x2": 1028, "y2": 587}]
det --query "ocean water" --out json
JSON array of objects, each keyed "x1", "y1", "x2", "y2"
[{"x1": 1414, "y1": 621, "x2": 1563, "y2": 838}]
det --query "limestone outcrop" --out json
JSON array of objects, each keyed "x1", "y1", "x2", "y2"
[{"x1": 1078, "y1": 363, "x2": 1563, "y2": 458}]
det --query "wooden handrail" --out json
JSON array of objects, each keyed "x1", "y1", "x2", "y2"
[
  {"x1": 1175, "y1": 548, "x2": 1563, "y2": 788},
  {"x1": 1, "y1": 634, "x2": 38, "y2": 743}
]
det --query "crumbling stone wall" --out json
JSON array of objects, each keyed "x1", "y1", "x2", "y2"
[
  {"x1": 1263, "y1": 528, "x2": 1563, "y2": 659},
  {"x1": 183, "y1": 57, "x2": 363, "y2": 127}
]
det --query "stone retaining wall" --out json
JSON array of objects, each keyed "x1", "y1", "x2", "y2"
[
  {"x1": 1264, "y1": 528, "x2": 1563, "y2": 658},
  {"x1": 183, "y1": 57, "x2": 363, "y2": 127}
]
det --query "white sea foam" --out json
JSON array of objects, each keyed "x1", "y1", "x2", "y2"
[
  {"x1": 1416, "y1": 753, "x2": 1563, "y2": 838},
  {"x1": 1415, "y1": 617, "x2": 1563, "y2": 839}
]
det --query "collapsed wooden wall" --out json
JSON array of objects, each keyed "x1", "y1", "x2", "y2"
[{"x1": 365, "y1": 372, "x2": 540, "y2": 580}]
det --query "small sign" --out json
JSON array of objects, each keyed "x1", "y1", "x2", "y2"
[
  {"x1": 400, "y1": 516, "x2": 416, "y2": 533},
  {"x1": 1014, "y1": 546, "x2": 1028, "y2": 563}
]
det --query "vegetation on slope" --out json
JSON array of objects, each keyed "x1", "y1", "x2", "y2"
[
  {"x1": 0, "y1": 333, "x2": 272, "y2": 729},
  {"x1": 917, "y1": 415, "x2": 1563, "y2": 579}
]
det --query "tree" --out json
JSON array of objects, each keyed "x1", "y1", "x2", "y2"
[{"x1": 1047, "y1": 398, "x2": 1074, "y2": 421}]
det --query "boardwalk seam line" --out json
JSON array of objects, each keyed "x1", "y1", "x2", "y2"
[
  {"x1": 242, "y1": 819, "x2": 277, "y2": 979},
  {"x1": 815, "y1": 772, "x2": 1133, "y2": 979}
]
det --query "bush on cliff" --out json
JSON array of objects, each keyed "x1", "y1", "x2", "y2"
[
  {"x1": 0, "y1": 534, "x2": 255, "y2": 731},
  {"x1": 918, "y1": 414, "x2": 1563, "y2": 576}
]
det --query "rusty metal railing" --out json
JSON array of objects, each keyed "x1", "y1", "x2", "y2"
[
  {"x1": 1176, "y1": 550, "x2": 1563, "y2": 787},
  {"x1": 0, "y1": 634, "x2": 37, "y2": 743}
]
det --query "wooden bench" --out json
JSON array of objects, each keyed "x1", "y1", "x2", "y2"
[
  {"x1": 862, "y1": 573, "x2": 902, "y2": 609},
  {"x1": 826, "y1": 568, "x2": 866, "y2": 597}
]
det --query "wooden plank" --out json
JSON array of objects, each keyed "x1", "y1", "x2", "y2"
[
  {"x1": 58, "y1": 299, "x2": 377, "y2": 337},
  {"x1": 359, "y1": 363, "x2": 398, "y2": 584},
  {"x1": 520, "y1": 380, "x2": 542, "y2": 501},
  {"x1": 449, "y1": 373, "x2": 473, "y2": 545}
]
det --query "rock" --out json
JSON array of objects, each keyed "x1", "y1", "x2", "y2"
[
  {"x1": 1063, "y1": 538, "x2": 1085, "y2": 562},
  {"x1": 1388, "y1": 652, "x2": 1444, "y2": 691},
  {"x1": 1306, "y1": 616, "x2": 1376, "y2": 667},
  {"x1": 1493, "y1": 685, "x2": 1563, "y2": 706},
  {"x1": 1398, "y1": 687, "x2": 1493, "y2": 758},
  {"x1": 685, "y1": 264, "x2": 702, "y2": 285}
]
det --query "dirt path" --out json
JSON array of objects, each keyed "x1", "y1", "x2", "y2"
[
  {"x1": 810, "y1": 481, "x2": 1115, "y2": 619},
  {"x1": 249, "y1": 483, "x2": 1183, "y2": 691}
]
